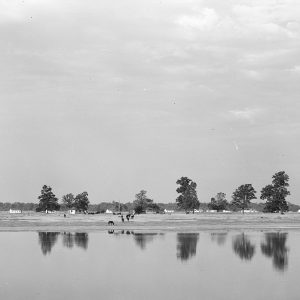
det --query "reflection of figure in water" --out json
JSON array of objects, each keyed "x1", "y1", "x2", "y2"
[
  {"x1": 38, "y1": 232, "x2": 60, "y2": 255},
  {"x1": 232, "y1": 233, "x2": 255, "y2": 261},
  {"x1": 211, "y1": 232, "x2": 227, "y2": 246},
  {"x1": 261, "y1": 232, "x2": 288, "y2": 271},
  {"x1": 62, "y1": 232, "x2": 75, "y2": 248},
  {"x1": 133, "y1": 233, "x2": 159, "y2": 250},
  {"x1": 176, "y1": 233, "x2": 199, "y2": 261},
  {"x1": 74, "y1": 233, "x2": 89, "y2": 250},
  {"x1": 108, "y1": 230, "x2": 114, "y2": 234}
]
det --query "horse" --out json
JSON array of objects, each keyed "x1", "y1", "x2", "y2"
[{"x1": 108, "y1": 221, "x2": 114, "y2": 226}]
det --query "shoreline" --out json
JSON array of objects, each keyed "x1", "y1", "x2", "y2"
[{"x1": 1, "y1": 211, "x2": 300, "y2": 232}]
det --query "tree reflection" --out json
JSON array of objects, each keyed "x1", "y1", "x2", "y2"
[
  {"x1": 74, "y1": 233, "x2": 89, "y2": 250},
  {"x1": 62, "y1": 232, "x2": 75, "y2": 248},
  {"x1": 232, "y1": 233, "x2": 255, "y2": 261},
  {"x1": 261, "y1": 232, "x2": 288, "y2": 271},
  {"x1": 176, "y1": 233, "x2": 199, "y2": 261},
  {"x1": 38, "y1": 232, "x2": 60, "y2": 255},
  {"x1": 133, "y1": 233, "x2": 158, "y2": 250},
  {"x1": 211, "y1": 232, "x2": 227, "y2": 246},
  {"x1": 38, "y1": 232, "x2": 89, "y2": 254}
]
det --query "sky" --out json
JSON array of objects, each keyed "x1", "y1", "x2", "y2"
[{"x1": 0, "y1": 0, "x2": 300, "y2": 204}]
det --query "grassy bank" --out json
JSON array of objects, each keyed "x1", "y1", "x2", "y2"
[{"x1": 1, "y1": 211, "x2": 300, "y2": 232}]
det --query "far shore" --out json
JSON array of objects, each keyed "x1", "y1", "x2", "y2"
[{"x1": 1, "y1": 211, "x2": 300, "y2": 232}]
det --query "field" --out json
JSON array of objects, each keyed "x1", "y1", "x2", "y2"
[{"x1": 1, "y1": 211, "x2": 300, "y2": 232}]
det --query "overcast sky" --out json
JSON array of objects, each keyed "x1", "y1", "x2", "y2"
[{"x1": 1, "y1": 0, "x2": 300, "y2": 204}]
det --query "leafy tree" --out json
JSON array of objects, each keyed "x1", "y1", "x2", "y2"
[
  {"x1": 231, "y1": 184, "x2": 257, "y2": 213},
  {"x1": 261, "y1": 171, "x2": 290, "y2": 213},
  {"x1": 133, "y1": 190, "x2": 154, "y2": 214},
  {"x1": 37, "y1": 185, "x2": 60, "y2": 211},
  {"x1": 112, "y1": 201, "x2": 128, "y2": 212},
  {"x1": 176, "y1": 177, "x2": 200, "y2": 213},
  {"x1": 74, "y1": 192, "x2": 89, "y2": 212},
  {"x1": 208, "y1": 192, "x2": 228, "y2": 211},
  {"x1": 62, "y1": 193, "x2": 75, "y2": 209}
]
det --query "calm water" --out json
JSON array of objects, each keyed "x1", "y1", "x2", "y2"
[{"x1": 0, "y1": 230, "x2": 300, "y2": 300}]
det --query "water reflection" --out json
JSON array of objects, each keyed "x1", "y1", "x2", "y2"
[
  {"x1": 38, "y1": 232, "x2": 89, "y2": 255},
  {"x1": 232, "y1": 233, "x2": 255, "y2": 261},
  {"x1": 38, "y1": 232, "x2": 60, "y2": 255},
  {"x1": 133, "y1": 233, "x2": 159, "y2": 250},
  {"x1": 211, "y1": 232, "x2": 227, "y2": 246},
  {"x1": 108, "y1": 230, "x2": 163, "y2": 250},
  {"x1": 62, "y1": 232, "x2": 75, "y2": 248},
  {"x1": 261, "y1": 232, "x2": 289, "y2": 272},
  {"x1": 74, "y1": 233, "x2": 89, "y2": 250},
  {"x1": 176, "y1": 233, "x2": 199, "y2": 261}
]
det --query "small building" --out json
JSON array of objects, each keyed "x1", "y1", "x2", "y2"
[
  {"x1": 164, "y1": 209, "x2": 174, "y2": 214},
  {"x1": 9, "y1": 209, "x2": 22, "y2": 214},
  {"x1": 68, "y1": 209, "x2": 76, "y2": 215},
  {"x1": 242, "y1": 209, "x2": 258, "y2": 213},
  {"x1": 105, "y1": 209, "x2": 113, "y2": 214}
]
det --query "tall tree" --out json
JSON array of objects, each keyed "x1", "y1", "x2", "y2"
[
  {"x1": 176, "y1": 177, "x2": 200, "y2": 213},
  {"x1": 208, "y1": 192, "x2": 228, "y2": 211},
  {"x1": 231, "y1": 184, "x2": 257, "y2": 213},
  {"x1": 62, "y1": 193, "x2": 75, "y2": 209},
  {"x1": 133, "y1": 190, "x2": 154, "y2": 214},
  {"x1": 37, "y1": 185, "x2": 60, "y2": 211},
  {"x1": 74, "y1": 192, "x2": 89, "y2": 212},
  {"x1": 261, "y1": 171, "x2": 290, "y2": 213}
]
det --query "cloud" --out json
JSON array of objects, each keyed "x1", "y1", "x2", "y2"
[
  {"x1": 177, "y1": 8, "x2": 219, "y2": 31},
  {"x1": 229, "y1": 108, "x2": 263, "y2": 121}
]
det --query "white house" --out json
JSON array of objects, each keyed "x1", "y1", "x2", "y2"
[
  {"x1": 9, "y1": 209, "x2": 22, "y2": 214},
  {"x1": 164, "y1": 209, "x2": 174, "y2": 214},
  {"x1": 68, "y1": 209, "x2": 76, "y2": 215},
  {"x1": 193, "y1": 209, "x2": 203, "y2": 213},
  {"x1": 242, "y1": 209, "x2": 258, "y2": 213},
  {"x1": 105, "y1": 209, "x2": 113, "y2": 214}
]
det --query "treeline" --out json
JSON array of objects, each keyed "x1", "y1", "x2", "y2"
[
  {"x1": 0, "y1": 202, "x2": 38, "y2": 211},
  {"x1": 3, "y1": 170, "x2": 295, "y2": 213},
  {"x1": 2, "y1": 201, "x2": 299, "y2": 212}
]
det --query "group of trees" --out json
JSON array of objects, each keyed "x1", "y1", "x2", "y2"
[
  {"x1": 133, "y1": 190, "x2": 160, "y2": 214},
  {"x1": 230, "y1": 171, "x2": 290, "y2": 213},
  {"x1": 62, "y1": 192, "x2": 90, "y2": 212},
  {"x1": 176, "y1": 171, "x2": 291, "y2": 213},
  {"x1": 34, "y1": 170, "x2": 290, "y2": 213},
  {"x1": 36, "y1": 185, "x2": 89, "y2": 212}
]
